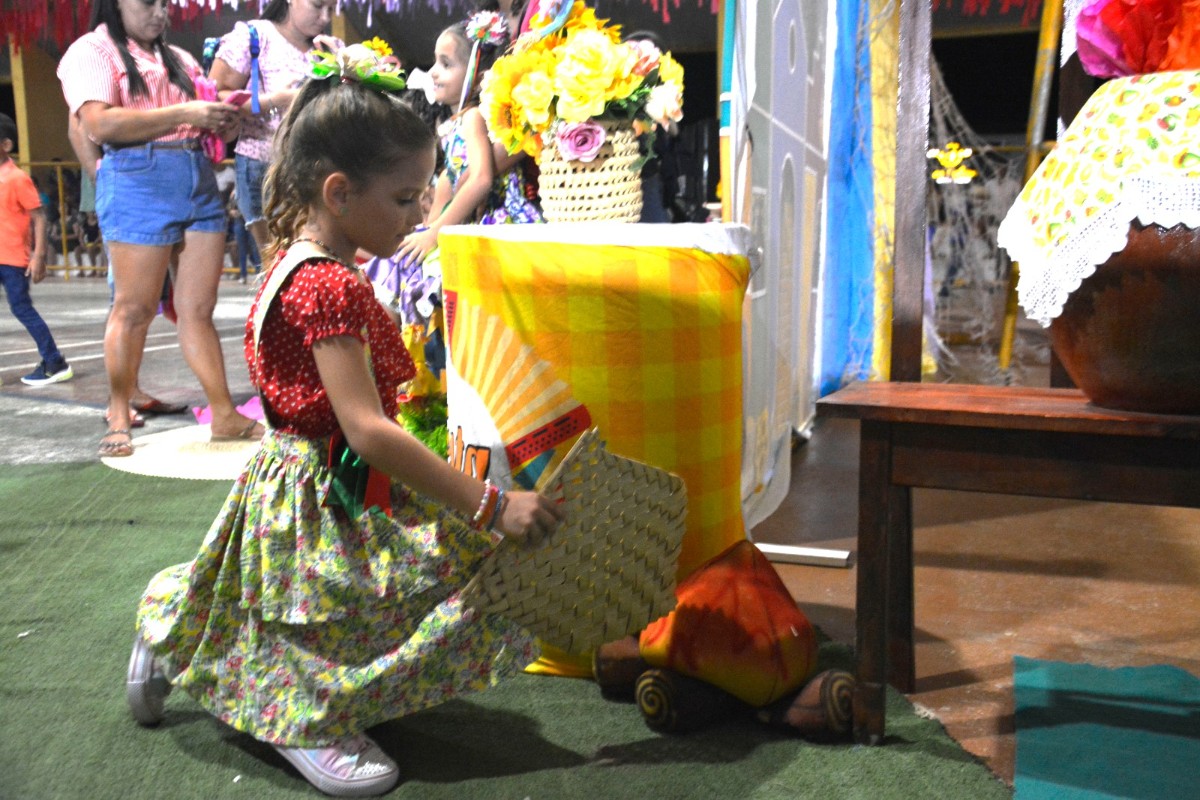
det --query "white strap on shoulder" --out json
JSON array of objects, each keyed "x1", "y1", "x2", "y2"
[{"x1": 250, "y1": 240, "x2": 334, "y2": 360}]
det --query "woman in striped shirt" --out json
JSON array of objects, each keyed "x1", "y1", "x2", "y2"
[{"x1": 58, "y1": 0, "x2": 264, "y2": 458}]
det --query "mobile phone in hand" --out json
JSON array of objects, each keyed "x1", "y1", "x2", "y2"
[{"x1": 226, "y1": 90, "x2": 252, "y2": 107}]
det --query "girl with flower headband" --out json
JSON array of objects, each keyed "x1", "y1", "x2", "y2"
[
  {"x1": 125, "y1": 46, "x2": 563, "y2": 798},
  {"x1": 395, "y1": 10, "x2": 543, "y2": 268}
]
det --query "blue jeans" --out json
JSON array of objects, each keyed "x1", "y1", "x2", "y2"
[
  {"x1": 235, "y1": 220, "x2": 261, "y2": 279},
  {"x1": 235, "y1": 154, "x2": 268, "y2": 226},
  {"x1": 97, "y1": 143, "x2": 226, "y2": 246},
  {"x1": 0, "y1": 264, "x2": 65, "y2": 367}
]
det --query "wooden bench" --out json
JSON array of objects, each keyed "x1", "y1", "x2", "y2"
[{"x1": 816, "y1": 381, "x2": 1200, "y2": 744}]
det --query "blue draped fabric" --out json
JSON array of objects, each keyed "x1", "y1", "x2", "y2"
[{"x1": 820, "y1": 0, "x2": 876, "y2": 396}]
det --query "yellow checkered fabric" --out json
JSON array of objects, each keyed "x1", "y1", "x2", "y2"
[{"x1": 442, "y1": 233, "x2": 750, "y2": 579}]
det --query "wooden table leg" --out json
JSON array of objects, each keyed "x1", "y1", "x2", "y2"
[
  {"x1": 854, "y1": 420, "x2": 891, "y2": 744},
  {"x1": 887, "y1": 484, "x2": 915, "y2": 693}
]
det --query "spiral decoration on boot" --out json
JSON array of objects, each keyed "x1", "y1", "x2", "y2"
[
  {"x1": 821, "y1": 669, "x2": 855, "y2": 735},
  {"x1": 636, "y1": 669, "x2": 677, "y2": 733}
]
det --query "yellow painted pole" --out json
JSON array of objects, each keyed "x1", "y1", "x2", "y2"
[
  {"x1": 998, "y1": 0, "x2": 1062, "y2": 371},
  {"x1": 9, "y1": 37, "x2": 72, "y2": 278},
  {"x1": 717, "y1": 2, "x2": 731, "y2": 222},
  {"x1": 8, "y1": 38, "x2": 29, "y2": 162}
]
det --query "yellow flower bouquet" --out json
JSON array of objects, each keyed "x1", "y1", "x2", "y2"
[{"x1": 481, "y1": 0, "x2": 684, "y2": 162}]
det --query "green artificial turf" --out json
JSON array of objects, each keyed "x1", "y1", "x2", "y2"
[{"x1": 0, "y1": 463, "x2": 1010, "y2": 799}]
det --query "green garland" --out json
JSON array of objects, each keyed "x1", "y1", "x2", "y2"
[{"x1": 397, "y1": 394, "x2": 449, "y2": 459}]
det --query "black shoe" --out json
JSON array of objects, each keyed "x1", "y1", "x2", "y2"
[{"x1": 21, "y1": 360, "x2": 73, "y2": 386}]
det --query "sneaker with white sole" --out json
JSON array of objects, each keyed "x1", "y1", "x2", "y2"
[
  {"x1": 21, "y1": 360, "x2": 73, "y2": 387},
  {"x1": 126, "y1": 635, "x2": 172, "y2": 725},
  {"x1": 275, "y1": 735, "x2": 400, "y2": 797}
]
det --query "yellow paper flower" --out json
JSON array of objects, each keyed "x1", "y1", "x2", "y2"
[
  {"x1": 479, "y1": 0, "x2": 685, "y2": 157},
  {"x1": 513, "y1": 70, "x2": 556, "y2": 129},
  {"x1": 565, "y1": 1, "x2": 622, "y2": 42},
  {"x1": 554, "y1": 29, "x2": 624, "y2": 121},
  {"x1": 659, "y1": 52, "x2": 685, "y2": 92},
  {"x1": 362, "y1": 37, "x2": 393, "y2": 58},
  {"x1": 604, "y1": 43, "x2": 643, "y2": 102}
]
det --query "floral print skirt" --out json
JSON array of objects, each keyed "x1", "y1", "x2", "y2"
[{"x1": 136, "y1": 430, "x2": 537, "y2": 747}]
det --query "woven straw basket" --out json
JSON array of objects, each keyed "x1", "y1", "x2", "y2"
[
  {"x1": 537, "y1": 120, "x2": 644, "y2": 224},
  {"x1": 461, "y1": 429, "x2": 687, "y2": 653}
]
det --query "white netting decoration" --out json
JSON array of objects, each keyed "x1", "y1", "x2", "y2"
[{"x1": 926, "y1": 58, "x2": 1030, "y2": 382}]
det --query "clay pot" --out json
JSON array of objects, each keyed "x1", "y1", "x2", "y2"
[{"x1": 1050, "y1": 222, "x2": 1200, "y2": 414}]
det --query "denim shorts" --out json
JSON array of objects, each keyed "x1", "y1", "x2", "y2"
[
  {"x1": 235, "y1": 153, "x2": 268, "y2": 226},
  {"x1": 96, "y1": 143, "x2": 226, "y2": 246}
]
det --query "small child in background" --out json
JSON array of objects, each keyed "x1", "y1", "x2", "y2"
[
  {"x1": 395, "y1": 11, "x2": 515, "y2": 267},
  {"x1": 389, "y1": 12, "x2": 542, "y2": 381},
  {"x1": 126, "y1": 50, "x2": 563, "y2": 798},
  {"x1": 72, "y1": 210, "x2": 106, "y2": 277},
  {"x1": 0, "y1": 113, "x2": 74, "y2": 387}
]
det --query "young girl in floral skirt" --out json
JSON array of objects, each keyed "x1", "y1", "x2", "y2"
[{"x1": 126, "y1": 47, "x2": 563, "y2": 798}]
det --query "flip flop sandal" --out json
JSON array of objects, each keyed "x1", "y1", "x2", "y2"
[
  {"x1": 104, "y1": 408, "x2": 145, "y2": 428},
  {"x1": 131, "y1": 397, "x2": 189, "y2": 415},
  {"x1": 210, "y1": 420, "x2": 265, "y2": 442},
  {"x1": 99, "y1": 428, "x2": 134, "y2": 458}
]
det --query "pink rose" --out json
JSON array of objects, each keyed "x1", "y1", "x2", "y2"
[{"x1": 556, "y1": 120, "x2": 607, "y2": 163}]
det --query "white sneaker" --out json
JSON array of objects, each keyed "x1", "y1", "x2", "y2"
[
  {"x1": 275, "y1": 735, "x2": 400, "y2": 797},
  {"x1": 126, "y1": 635, "x2": 172, "y2": 725}
]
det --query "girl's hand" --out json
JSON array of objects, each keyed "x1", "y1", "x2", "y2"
[
  {"x1": 396, "y1": 226, "x2": 439, "y2": 266},
  {"x1": 495, "y1": 491, "x2": 565, "y2": 546}
]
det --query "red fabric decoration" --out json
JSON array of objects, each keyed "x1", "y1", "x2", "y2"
[
  {"x1": 1100, "y1": 0, "x2": 1180, "y2": 74},
  {"x1": 639, "y1": 539, "x2": 818, "y2": 707},
  {"x1": 1162, "y1": 0, "x2": 1200, "y2": 70}
]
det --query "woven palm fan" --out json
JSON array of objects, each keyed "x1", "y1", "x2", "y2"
[
  {"x1": 462, "y1": 428, "x2": 687, "y2": 653},
  {"x1": 447, "y1": 301, "x2": 591, "y2": 487}
]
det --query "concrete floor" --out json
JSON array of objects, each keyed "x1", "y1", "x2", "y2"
[
  {"x1": 6, "y1": 273, "x2": 1200, "y2": 787},
  {"x1": 753, "y1": 418, "x2": 1200, "y2": 786},
  {"x1": 0, "y1": 273, "x2": 258, "y2": 464}
]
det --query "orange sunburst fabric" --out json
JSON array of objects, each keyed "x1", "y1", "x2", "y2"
[
  {"x1": 639, "y1": 540, "x2": 818, "y2": 707},
  {"x1": 440, "y1": 224, "x2": 750, "y2": 581}
]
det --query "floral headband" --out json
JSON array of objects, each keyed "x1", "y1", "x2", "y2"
[
  {"x1": 310, "y1": 39, "x2": 407, "y2": 93},
  {"x1": 466, "y1": 11, "x2": 509, "y2": 47},
  {"x1": 459, "y1": 11, "x2": 509, "y2": 113}
]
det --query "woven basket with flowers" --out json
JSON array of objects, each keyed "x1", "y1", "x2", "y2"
[{"x1": 481, "y1": 0, "x2": 685, "y2": 223}]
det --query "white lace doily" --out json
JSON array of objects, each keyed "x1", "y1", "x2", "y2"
[
  {"x1": 999, "y1": 176, "x2": 1200, "y2": 327},
  {"x1": 997, "y1": 70, "x2": 1200, "y2": 327}
]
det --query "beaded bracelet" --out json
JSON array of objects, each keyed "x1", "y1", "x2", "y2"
[{"x1": 471, "y1": 480, "x2": 500, "y2": 530}]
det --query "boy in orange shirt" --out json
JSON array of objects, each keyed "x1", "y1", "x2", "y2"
[{"x1": 0, "y1": 113, "x2": 73, "y2": 386}]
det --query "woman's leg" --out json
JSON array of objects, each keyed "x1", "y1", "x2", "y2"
[
  {"x1": 105, "y1": 243, "x2": 171, "y2": 436},
  {"x1": 171, "y1": 229, "x2": 262, "y2": 439}
]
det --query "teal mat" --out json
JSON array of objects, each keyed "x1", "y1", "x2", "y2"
[{"x1": 1013, "y1": 656, "x2": 1200, "y2": 799}]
